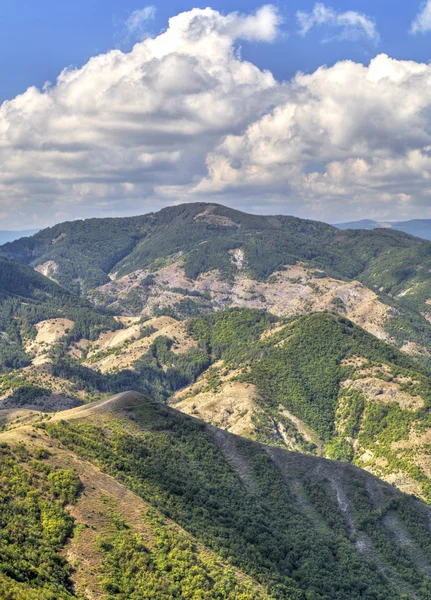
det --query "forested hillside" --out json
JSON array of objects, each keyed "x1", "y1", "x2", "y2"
[
  {"x1": 0, "y1": 257, "x2": 117, "y2": 375},
  {"x1": 175, "y1": 309, "x2": 431, "y2": 502},
  {"x1": 4, "y1": 295, "x2": 431, "y2": 506},
  {"x1": 4, "y1": 205, "x2": 431, "y2": 598},
  {"x1": 3, "y1": 391, "x2": 431, "y2": 599},
  {"x1": 3, "y1": 202, "x2": 431, "y2": 362},
  {"x1": 0, "y1": 203, "x2": 422, "y2": 292}
]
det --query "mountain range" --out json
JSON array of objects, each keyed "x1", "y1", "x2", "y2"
[
  {"x1": 335, "y1": 218, "x2": 431, "y2": 241},
  {"x1": 4, "y1": 203, "x2": 431, "y2": 598}
]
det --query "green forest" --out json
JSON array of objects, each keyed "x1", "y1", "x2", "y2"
[{"x1": 44, "y1": 397, "x2": 431, "y2": 600}]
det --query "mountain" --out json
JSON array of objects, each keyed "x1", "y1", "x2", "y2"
[
  {"x1": 170, "y1": 309, "x2": 431, "y2": 502},
  {"x1": 335, "y1": 218, "x2": 431, "y2": 241},
  {"x1": 335, "y1": 219, "x2": 387, "y2": 231},
  {"x1": 5, "y1": 205, "x2": 431, "y2": 598},
  {"x1": 4, "y1": 203, "x2": 431, "y2": 364},
  {"x1": 5, "y1": 300, "x2": 431, "y2": 507},
  {"x1": 3, "y1": 390, "x2": 431, "y2": 599},
  {"x1": 0, "y1": 203, "x2": 422, "y2": 295},
  {"x1": 0, "y1": 229, "x2": 39, "y2": 244}
]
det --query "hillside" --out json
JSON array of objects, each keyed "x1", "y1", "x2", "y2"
[
  {"x1": 0, "y1": 257, "x2": 121, "y2": 424},
  {"x1": 3, "y1": 203, "x2": 431, "y2": 362},
  {"x1": 7, "y1": 301, "x2": 431, "y2": 506},
  {"x1": 0, "y1": 257, "x2": 117, "y2": 364},
  {"x1": 165, "y1": 309, "x2": 431, "y2": 502},
  {"x1": 3, "y1": 391, "x2": 431, "y2": 599},
  {"x1": 1, "y1": 203, "x2": 421, "y2": 295}
]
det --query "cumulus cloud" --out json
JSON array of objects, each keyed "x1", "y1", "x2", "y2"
[
  {"x1": 297, "y1": 3, "x2": 379, "y2": 43},
  {"x1": 2, "y1": 5, "x2": 431, "y2": 227},
  {"x1": 190, "y1": 53, "x2": 431, "y2": 220},
  {"x1": 411, "y1": 0, "x2": 431, "y2": 34}
]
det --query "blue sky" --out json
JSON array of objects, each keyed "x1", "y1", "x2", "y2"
[
  {"x1": 1, "y1": 1, "x2": 428, "y2": 102},
  {"x1": 3, "y1": 1, "x2": 431, "y2": 227}
]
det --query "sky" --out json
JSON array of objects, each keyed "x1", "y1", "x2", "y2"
[{"x1": 2, "y1": 1, "x2": 431, "y2": 228}]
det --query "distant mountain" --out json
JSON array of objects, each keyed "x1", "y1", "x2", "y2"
[
  {"x1": 4, "y1": 202, "x2": 431, "y2": 363},
  {"x1": 334, "y1": 219, "x2": 387, "y2": 231},
  {"x1": 335, "y1": 218, "x2": 431, "y2": 241},
  {"x1": 0, "y1": 203, "x2": 420, "y2": 295},
  {"x1": 0, "y1": 229, "x2": 39, "y2": 244}
]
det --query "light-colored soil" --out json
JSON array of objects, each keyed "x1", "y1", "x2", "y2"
[
  {"x1": 173, "y1": 381, "x2": 260, "y2": 437},
  {"x1": 279, "y1": 407, "x2": 324, "y2": 454},
  {"x1": 26, "y1": 318, "x2": 74, "y2": 365},
  {"x1": 342, "y1": 377, "x2": 424, "y2": 410},
  {"x1": 84, "y1": 316, "x2": 196, "y2": 373},
  {"x1": 98, "y1": 261, "x2": 396, "y2": 348},
  {"x1": 194, "y1": 205, "x2": 239, "y2": 228},
  {"x1": 34, "y1": 260, "x2": 59, "y2": 279}
]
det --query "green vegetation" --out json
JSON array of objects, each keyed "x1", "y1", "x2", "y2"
[
  {"x1": 186, "y1": 309, "x2": 431, "y2": 501},
  {"x1": 95, "y1": 503, "x2": 269, "y2": 599},
  {"x1": 0, "y1": 257, "x2": 119, "y2": 374},
  {"x1": 4, "y1": 201, "x2": 431, "y2": 355},
  {"x1": 0, "y1": 442, "x2": 81, "y2": 599},
  {"x1": 44, "y1": 397, "x2": 431, "y2": 599},
  {"x1": 47, "y1": 334, "x2": 210, "y2": 403},
  {"x1": 0, "y1": 201, "x2": 423, "y2": 290},
  {"x1": 0, "y1": 215, "x2": 148, "y2": 294}
]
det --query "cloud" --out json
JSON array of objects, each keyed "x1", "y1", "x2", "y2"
[
  {"x1": 3, "y1": 6, "x2": 431, "y2": 227},
  {"x1": 411, "y1": 0, "x2": 431, "y2": 34},
  {"x1": 0, "y1": 6, "x2": 282, "y2": 227},
  {"x1": 297, "y1": 3, "x2": 379, "y2": 43},
  {"x1": 115, "y1": 6, "x2": 156, "y2": 48},
  {"x1": 189, "y1": 53, "x2": 431, "y2": 220}
]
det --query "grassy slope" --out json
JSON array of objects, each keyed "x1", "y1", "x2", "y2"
[
  {"x1": 0, "y1": 395, "x2": 269, "y2": 600},
  {"x1": 4, "y1": 391, "x2": 431, "y2": 598}
]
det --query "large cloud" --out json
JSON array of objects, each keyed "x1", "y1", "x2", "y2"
[
  {"x1": 191, "y1": 54, "x2": 431, "y2": 220},
  {"x1": 1, "y1": 5, "x2": 431, "y2": 226}
]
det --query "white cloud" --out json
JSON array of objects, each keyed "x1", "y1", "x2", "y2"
[
  {"x1": 115, "y1": 6, "x2": 156, "y2": 48},
  {"x1": 411, "y1": 0, "x2": 431, "y2": 34},
  {"x1": 188, "y1": 54, "x2": 431, "y2": 220},
  {"x1": 126, "y1": 6, "x2": 156, "y2": 32},
  {"x1": 3, "y1": 6, "x2": 431, "y2": 227},
  {"x1": 297, "y1": 3, "x2": 379, "y2": 43},
  {"x1": 0, "y1": 6, "x2": 281, "y2": 227}
]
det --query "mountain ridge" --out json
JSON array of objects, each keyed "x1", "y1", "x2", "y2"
[
  {"x1": 4, "y1": 389, "x2": 431, "y2": 599},
  {"x1": 3, "y1": 202, "x2": 431, "y2": 364},
  {"x1": 335, "y1": 218, "x2": 431, "y2": 241}
]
